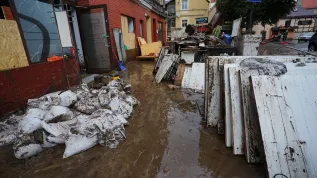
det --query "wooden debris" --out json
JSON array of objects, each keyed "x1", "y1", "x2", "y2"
[{"x1": 251, "y1": 75, "x2": 317, "y2": 178}]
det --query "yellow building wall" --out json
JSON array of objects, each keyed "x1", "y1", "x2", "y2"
[
  {"x1": 0, "y1": 19, "x2": 29, "y2": 71},
  {"x1": 175, "y1": 0, "x2": 209, "y2": 28}
]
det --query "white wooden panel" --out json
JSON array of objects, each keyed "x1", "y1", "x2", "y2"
[
  {"x1": 187, "y1": 63, "x2": 205, "y2": 91},
  {"x1": 229, "y1": 67, "x2": 244, "y2": 155},
  {"x1": 71, "y1": 10, "x2": 85, "y2": 66},
  {"x1": 224, "y1": 64, "x2": 238, "y2": 147},
  {"x1": 182, "y1": 67, "x2": 192, "y2": 88},
  {"x1": 181, "y1": 51, "x2": 195, "y2": 64},
  {"x1": 55, "y1": 11, "x2": 73, "y2": 47},
  {"x1": 155, "y1": 55, "x2": 173, "y2": 83},
  {"x1": 251, "y1": 75, "x2": 317, "y2": 178},
  {"x1": 241, "y1": 63, "x2": 317, "y2": 163},
  {"x1": 240, "y1": 69, "x2": 264, "y2": 163},
  {"x1": 205, "y1": 56, "x2": 317, "y2": 128}
]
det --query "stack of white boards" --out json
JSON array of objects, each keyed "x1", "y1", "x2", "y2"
[
  {"x1": 205, "y1": 56, "x2": 317, "y2": 177},
  {"x1": 155, "y1": 54, "x2": 180, "y2": 83}
]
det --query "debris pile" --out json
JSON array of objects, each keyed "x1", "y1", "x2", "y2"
[
  {"x1": 0, "y1": 79, "x2": 139, "y2": 159},
  {"x1": 205, "y1": 56, "x2": 317, "y2": 177}
]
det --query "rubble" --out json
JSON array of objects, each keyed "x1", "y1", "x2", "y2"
[{"x1": 0, "y1": 78, "x2": 139, "y2": 159}]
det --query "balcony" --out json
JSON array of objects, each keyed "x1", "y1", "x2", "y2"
[{"x1": 132, "y1": 0, "x2": 165, "y2": 16}]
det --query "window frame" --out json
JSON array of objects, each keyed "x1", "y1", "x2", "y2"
[
  {"x1": 181, "y1": 19, "x2": 188, "y2": 28},
  {"x1": 181, "y1": 0, "x2": 188, "y2": 10}
]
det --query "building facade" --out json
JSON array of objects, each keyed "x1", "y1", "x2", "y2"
[
  {"x1": 175, "y1": 0, "x2": 210, "y2": 28},
  {"x1": 253, "y1": 5, "x2": 317, "y2": 40},
  {"x1": 0, "y1": 0, "x2": 166, "y2": 116}
]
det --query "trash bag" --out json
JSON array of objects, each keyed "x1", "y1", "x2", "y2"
[
  {"x1": 71, "y1": 84, "x2": 90, "y2": 100},
  {"x1": 43, "y1": 106, "x2": 74, "y2": 123},
  {"x1": 63, "y1": 134, "x2": 98, "y2": 158}
]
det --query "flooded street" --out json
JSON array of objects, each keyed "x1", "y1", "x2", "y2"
[{"x1": 0, "y1": 61, "x2": 265, "y2": 178}]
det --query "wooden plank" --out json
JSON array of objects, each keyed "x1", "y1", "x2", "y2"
[
  {"x1": 181, "y1": 67, "x2": 192, "y2": 89},
  {"x1": 136, "y1": 56, "x2": 158, "y2": 59},
  {"x1": 208, "y1": 58, "x2": 220, "y2": 127},
  {"x1": 175, "y1": 64, "x2": 187, "y2": 86},
  {"x1": 240, "y1": 69, "x2": 264, "y2": 163},
  {"x1": 140, "y1": 42, "x2": 162, "y2": 56},
  {"x1": 155, "y1": 55, "x2": 174, "y2": 83},
  {"x1": 251, "y1": 75, "x2": 317, "y2": 178},
  {"x1": 224, "y1": 64, "x2": 238, "y2": 147},
  {"x1": 229, "y1": 67, "x2": 244, "y2": 155},
  {"x1": 0, "y1": 19, "x2": 28, "y2": 71},
  {"x1": 205, "y1": 56, "x2": 317, "y2": 127},
  {"x1": 187, "y1": 63, "x2": 205, "y2": 91},
  {"x1": 240, "y1": 63, "x2": 317, "y2": 163}
]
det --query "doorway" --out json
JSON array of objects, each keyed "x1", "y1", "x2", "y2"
[
  {"x1": 146, "y1": 16, "x2": 152, "y2": 43},
  {"x1": 77, "y1": 5, "x2": 112, "y2": 73},
  {"x1": 158, "y1": 21, "x2": 163, "y2": 42}
]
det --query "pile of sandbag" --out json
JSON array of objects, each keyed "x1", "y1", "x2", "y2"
[{"x1": 0, "y1": 79, "x2": 139, "y2": 159}]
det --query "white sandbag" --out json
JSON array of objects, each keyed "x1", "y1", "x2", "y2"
[
  {"x1": 43, "y1": 106, "x2": 73, "y2": 123},
  {"x1": 74, "y1": 97, "x2": 100, "y2": 114},
  {"x1": 59, "y1": 90, "x2": 78, "y2": 107},
  {"x1": 14, "y1": 144, "x2": 43, "y2": 159},
  {"x1": 41, "y1": 121, "x2": 70, "y2": 137},
  {"x1": 18, "y1": 117, "x2": 42, "y2": 135},
  {"x1": 41, "y1": 132, "x2": 57, "y2": 148},
  {"x1": 125, "y1": 95, "x2": 139, "y2": 106},
  {"x1": 109, "y1": 97, "x2": 133, "y2": 119},
  {"x1": 98, "y1": 93, "x2": 110, "y2": 107},
  {"x1": 115, "y1": 114, "x2": 129, "y2": 126},
  {"x1": 28, "y1": 92, "x2": 61, "y2": 110},
  {"x1": 47, "y1": 136, "x2": 66, "y2": 144},
  {"x1": 63, "y1": 134, "x2": 98, "y2": 158},
  {"x1": 0, "y1": 134, "x2": 16, "y2": 146},
  {"x1": 71, "y1": 84, "x2": 90, "y2": 99},
  {"x1": 24, "y1": 108, "x2": 46, "y2": 120}
]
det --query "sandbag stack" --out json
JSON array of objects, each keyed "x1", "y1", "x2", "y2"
[{"x1": 0, "y1": 79, "x2": 139, "y2": 159}]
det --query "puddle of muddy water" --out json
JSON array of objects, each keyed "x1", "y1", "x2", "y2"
[{"x1": 0, "y1": 61, "x2": 265, "y2": 178}]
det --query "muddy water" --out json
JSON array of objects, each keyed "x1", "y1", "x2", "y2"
[{"x1": 0, "y1": 61, "x2": 265, "y2": 178}]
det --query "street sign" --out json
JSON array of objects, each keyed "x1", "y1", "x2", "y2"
[
  {"x1": 248, "y1": 0, "x2": 261, "y2": 2},
  {"x1": 196, "y1": 17, "x2": 208, "y2": 24}
]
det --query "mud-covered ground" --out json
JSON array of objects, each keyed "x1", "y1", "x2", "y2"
[{"x1": 0, "y1": 61, "x2": 265, "y2": 178}]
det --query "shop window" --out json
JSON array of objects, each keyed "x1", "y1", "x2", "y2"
[
  {"x1": 128, "y1": 17, "x2": 134, "y2": 33},
  {"x1": 182, "y1": 19, "x2": 188, "y2": 27},
  {"x1": 298, "y1": 20, "x2": 312, "y2": 25},
  {"x1": 11, "y1": 0, "x2": 63, "y2": 63},
  {"x1": 181, "y1": 0, "x2": 188, "y2": 10}
]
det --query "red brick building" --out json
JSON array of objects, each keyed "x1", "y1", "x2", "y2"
[
  {"x1": 0, "y1": 0, "x2": 166, "y2": 116},
  {"x1": 76, "y1": 0, "x2": 166, "y2": 68}
]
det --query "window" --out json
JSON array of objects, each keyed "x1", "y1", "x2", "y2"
[
  {"x1": 127, "y1": 17, "x2": 134, "y2": 33},
  {"x1": 181, "y1": 0, "x2": 188, "y2": 10},
  {"x1": 298, "y1": 20, "x2": 312, "y2": 25},
  {"x1": 11, "y1": 0, "x2": 63, "y2": 63},
  {"x1": 285, "y1": 20, "x2": 291, "y2": 27},
  {"x1": 182, "y1": 19, "x2": 188, "y2": 28}
]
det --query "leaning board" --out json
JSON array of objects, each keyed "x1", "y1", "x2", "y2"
[
  {"x1": 205, "y1": 56, "x2": 317, "y2": 128},
  {"x1": 229, "y1": 67, "x2": 244, "y2": 155},
  {"x1": 240, "y1": 63, "x2": 317, "y2": 163},
  {"x1": 251, "y1": 75, "x2": 317, "y2": 178},
  {"x1": 224, "y1": 64, "x2": 239, "y2": 147}
]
